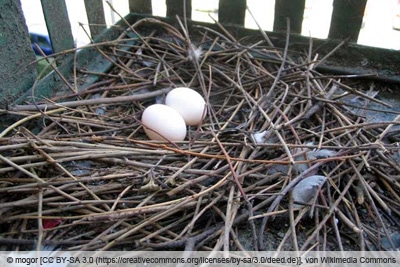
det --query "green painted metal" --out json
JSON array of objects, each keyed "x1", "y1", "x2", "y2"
[
  {"x1": 329, "y1": 0, "x2": 368, "y2": 42},
  {"x1": 166, "y1": 0, "x2": 191, "y2": 19},
  {"x1": 40, "y1": 0, "x2": 75, "y2": 60},
  {"x1": 84, "y1": 0, "x2": 107, "y2": 39},
  {"x1": 13, "y1": 13, "x2": 139, "y2": 105},
  {"x1": 219, "y1": 0, "x2": 246, "y2": 26},
  {"x1": 129, "y1": 0, "x2": 152, "y2": 14},
  {"x1": 273, "y1": 0, "x2": 306, "y2": 34}
]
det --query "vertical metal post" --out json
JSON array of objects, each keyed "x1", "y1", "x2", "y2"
[
  {"x1": 328, "y1": 0, "x2": 367, "y2": 42},
  {"x1": 273, "y1": 0, "x2": 306, "y2": 34},
  {"x1": 129, "y1": 0, "x2": 152, "y2": 14},
  {"x1": 84, "y1": 0, "x2": 107, "y2": 39},
  {"x1": 166, "y1": 0, "x2": 192, "y2": 19},
  {"x1": 40, "y1": 0, "x2": 75, "y2": 63},
  {"x1": 218, "y1": 0, "x2": 246, "y2": 26}
]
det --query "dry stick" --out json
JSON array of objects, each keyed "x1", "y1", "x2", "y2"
[
  {"x1": 0, "y1": 238, "x2": 86, "y2": 247},
  {"x1": 0, "y1": 150, "x2": 161, "y2": 175},
  {"x1": 165, "y1": 101, "x2": 251, "y2": 188},
  {"x1": 110, "y1": 185, "x2": 133, "y2": 212},
  {"x1": 175, "y1": 16, "x2": 216, "y2": 126},
  {"x1": 324, "y1": 184, "x2": 344, "y2": 251},
  {"x1": 348, "y1": 160, "x2": 395, "y2": 249},
  {"x1": 329, "y1": 103, "x2": 371, "y2": 169},
  {"x1": 11, "y1": 87, "x2": 171, "y2": 111},
  {"x1": 98, "y1": 196, "x2": 203, "y2": 250},
  {"x1": 214, "y1": 66, "x2": 295, "y2": 165},
  {"x1": 322, "y1": 121, "x2": 400, "y2": 136},
  {"x1": 234, "y1": 146, "x2": 260, "y2": 250},
  {"x1": 276, "y1": 207, "x2": 308, "y2": 252},
  {"x1": 175, "y1": 192, "x2": 224, "y2": 240},
  {"x1": 138, "y1": 216, "x2": 185, "y2": 244},
  {"x1": 299, "y1": 174, "x2": 357, "y2": 251},
  {"x1": 0, "y1": 108, "x2": 65, "y2": 138},
  {"x1": 302, "y1": 81, "x2": 339, "y2": 121},
  {"x1": 36, "y1": 187, "x2": 44, "y2": 251},
  {"x1": 144, "y1": 225, "x2": 220, "y2": 250},
  {"x1": 225, "y1": 40, "x2": 265, "y2": 64},
  {"x1": 210, "y1": 134, "x2": 250, "y2": 205},
  {"x1": 246, "y1": 6, "x2": 275, "y2": 48},
  {"x1": 211, "y1": 131, "x2": 257, "y2": 251},
  {"x1": 33, "y1": 44, "x2": 76, "y2": 94},
  {"x1": 167, "y1": 165, "x2": 229, "y2": 197},
  {"x1": 335, "y1": 208, "x2": 362, "y2": 233},
  {"x1": 332, "y1": 79, "x2": 391, "y2": 108},
  {"x1": 371, "y1": 166, "x2": 400, "y2": 198},
  {"x1": 257, "y1": 153, "x2": 342, "y2": 250},
  {"x1": 225, "y1": 184, "x2": 237, "y2": 253},
  {"x1": 81, "y1": 198, "x2": 163, "y2": 249},
  {"x1": 81, "y1": 220, "x2": 125, "y2": 251},
  {"x1": 262, "y1": 16, "x2": 291, "y2": 102},
  {"x1": 30, "y1": 50, "x2": 71, "y2": 134},
  {"x1": 0, "y1": 155, "x2": 75, "y2": 201},
  {"x1": 105, "y1": 4, "x2": 183, "y2": 77},
  {"x1": 73, "y1": 171, "x2": 230, "y2": 222},
  {"x1": 288, "y1": 192, "x2": 299, "y2": 251},
  {"x1": 29, "y1": 137, "x2": 110, "y2": 212},
  {"x1": 305, "y1": 35, "x2": 313, "y2": 110},
  {"x1": 230, "y1": 228, "x2": 247, "y2": 252},
  {"x1": 313, "y1": 38, "x2": 349, "y2": 69}
]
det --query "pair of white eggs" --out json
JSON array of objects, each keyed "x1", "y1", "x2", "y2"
[{"x1": 141, "y1": 87, "x2": 206, "y2": 141}]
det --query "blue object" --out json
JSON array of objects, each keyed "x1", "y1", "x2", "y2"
[{"x1": 29, "y1": 31, "x2": 53, "y2": 56}]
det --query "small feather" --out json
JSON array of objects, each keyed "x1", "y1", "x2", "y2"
[{"x1": 292, "y1": 175, "x2": 327, "y2": 209}]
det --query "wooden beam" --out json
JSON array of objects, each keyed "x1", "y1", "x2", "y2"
[
  {"x1": 84, "y1": 0, "x2": 107, "y2": 39},
  {"x1": 328, "y1": 0, "x2": 367, "y2": 42},
  {"x1": 218, "y1": 0, "x2": 246, "y2": 26},
  {"x1": 166, "y1": 0, "x2": 191, "y2": 19},
  {"x1": 129, "y1": 0, "x2": 152, "y2": 14},
  {"x1": 273, "y1": 0, "x2": 305, "y2": 33}
]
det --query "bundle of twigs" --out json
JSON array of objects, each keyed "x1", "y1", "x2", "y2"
[{"x1": 1, "y1": 16, "x2": 400, "y2": 252}]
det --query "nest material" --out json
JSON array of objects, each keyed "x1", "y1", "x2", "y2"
[{"x1": 1, "y1": 17, "x2": 400, "y2": 251}]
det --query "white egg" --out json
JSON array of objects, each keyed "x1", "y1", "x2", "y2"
[
  {"x1": 165, "y1": 87, "x2": 206, "y2": 126},
  {"x1": 142, "y1": 104, "x2": 187, "y2": 141}
]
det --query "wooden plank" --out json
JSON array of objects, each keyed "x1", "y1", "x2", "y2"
[
  {"x1": 273, "y1": 0, "x2": 305, "y2": 33},
  {"x1": 166, "y1": 0, "x2": 191, "y2": 19},
  {"x1": 84, "y1": 0, "x2": 107, "y2": 38},
  {"x1": 328, "y1": 0, "x2": 367, "y2": 42},
  {"x1": 40, "y1": 0, "x2": 75, "y2": 57},
  {"x1": 0, "y1": 0, "x2": 37, "y2": 107},
  {"x1": 218, "y1": 0, "x2": 246, "y2": 26},
  {"x1": 129, "y1": 0, "x2": 152, "y2": 14}
]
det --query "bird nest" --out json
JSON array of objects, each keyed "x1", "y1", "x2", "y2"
[{"x1": 1, "y1": 17, "x2": 400, "y2": 252}]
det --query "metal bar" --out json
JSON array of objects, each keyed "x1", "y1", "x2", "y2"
[
  {"x1": 328, "y1": 0, "x2": 367, "y2": 42},
  {"x1": 273, "y1": 0, "x2": 305, "y2": 34},
  {"x1": 129, "y1": 0, "x2": 152, "y2": 14},
  {"x1": 166, "y1": 0, "x2": 191, "y2": 19},
  {"x1": 84, "y1": 0, "x2": 107, "y2": 39},
  {"x1": 218, "y1": 0, "x2": 246, "y2": 26},
  {"x1": 40, "y1": 0, "x2": 75, "y2": 58}
]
